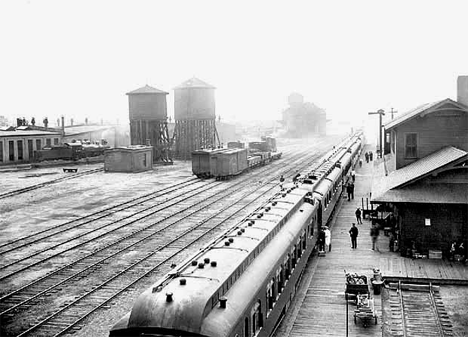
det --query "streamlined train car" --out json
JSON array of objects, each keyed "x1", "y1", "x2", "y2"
[{"x1": 111, "y1": 132, "x2": 363, "y2": 337}]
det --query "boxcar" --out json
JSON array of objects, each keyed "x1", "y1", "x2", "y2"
[
  {"x1": 191, "y1": 148, "x2": 227, "y2": 178},
  {"x1": 210, "y1": 148, "x2": 248, "y2": 180},
  {"x1": 227, "y1": 141, "x2": 244, "y2": 149}
]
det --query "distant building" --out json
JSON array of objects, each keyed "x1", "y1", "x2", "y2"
[
  {"x1": 282, "y1": 93, "x2": 326, "y2": 137},
  {"x1": 0, "y1": 127, "x2": 62, "y2": 164},
  {"x1": 372, "y1": 77, "x2": 468, "y2": 259}
]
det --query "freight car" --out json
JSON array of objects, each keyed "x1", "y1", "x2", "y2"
[
  {"x1": 192, "y1": 139, "x2": 282, "y2": 180},
  {"x1": 110, "y1": 132, "x2": 363, "y2": 337}
]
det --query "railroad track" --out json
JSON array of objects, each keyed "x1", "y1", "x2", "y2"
[
  {"x1": 0, "y1": 143, "x2": 329, "y2": 336},
  {"x1": 0, "y1": 167, "x2": 104, "y2": 200},
  {"x1": 388, "y1": 282, "x2": 453, "y2": 337}
]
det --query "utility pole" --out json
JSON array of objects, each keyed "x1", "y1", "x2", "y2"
[
  {"x1": 390, "y1": 107, "x2": 398, "y2": 120},
  {"x1": 368, "y1": 109, "x2": 385, "y2": 158}
]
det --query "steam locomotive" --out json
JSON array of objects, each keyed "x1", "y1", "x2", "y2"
[
  {"x1": 34, "y1": 141, "x2": 109, "y2": 162},
  {"x1": 110, "y1": 132, "x2": 363, "y2": 337}
]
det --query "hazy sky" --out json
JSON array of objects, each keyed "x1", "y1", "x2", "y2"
[{"x1": 1, "y1": 0, "x2": 467, "y2": 126}]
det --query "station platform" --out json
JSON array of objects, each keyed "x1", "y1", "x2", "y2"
[{"x1": 274, "y1": 145, "x2": 468, "y2": 337}]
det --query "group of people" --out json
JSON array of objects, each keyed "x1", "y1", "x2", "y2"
[
  {"x1": 449, "y1": 241, "x2": 466, "y2": 262},
  {"x1": 364, "y1": 151, "x2": 373, "y2": 163}
]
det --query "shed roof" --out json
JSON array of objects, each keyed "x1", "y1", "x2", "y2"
[
  {"x1": 126, "y1": 85, "x2": 168, "y2": 95},
  {"x1": 371, "y1": 146, "x2": 468, "y2": 203},
  {"x1": 64, "y1": 125, "x2": 114, "y2": 136},
  {"x1": 174, "y1": 77, "x2": 216, "y2": 89},
  {"x1": 372, "y1": 183, "x2": 468, "y2": 204},
  {"x1": 0, "y1": 130, "x2": 62, "y2": 137},
  {"x1": 385, "y1": 98, "x2": 468, "y2": 130}
]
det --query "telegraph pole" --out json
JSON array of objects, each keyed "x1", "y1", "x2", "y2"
[
  {"x1": 390, "y1": 107, "x2": 398, "y2": 120},
  {"x1": 368, "y1": 109, "x2": 385, "y2": 158}
]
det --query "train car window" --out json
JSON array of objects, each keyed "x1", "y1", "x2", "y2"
[
  {"x1": 46, "y1": 138, "x2": 51, "y2": 146},
  {"x1": 251, "y1": 301, "x2": 262, "y2": 335},
  {"x1": 0, "y1": 141, "x2": 3, "y2": 162},
  {"x1": 36, "y1": 139, "x2": 41, "y2": 151},
  {"x1": 54, "y1": 138, "x2": 59, "y2": 145},
  {"x1": 244, "y1": 317, "x2": 250, "y2": 337}
]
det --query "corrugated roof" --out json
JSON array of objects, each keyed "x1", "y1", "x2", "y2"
[
  {"x1": 126, "y1": 85, "x2": 168, "y2": 95},
  {"x1": 0, "y1": 130, "x2": 61, "y2": 137},
  {"x1": 174, "y1": 77, "x2": 215, "y2": 89},
  {"x1": 372, "y1": 146, "x2": 468, "y2": 201},
  {"x1": 385, "y1": 98, "x2": 468, "y2": 130}
]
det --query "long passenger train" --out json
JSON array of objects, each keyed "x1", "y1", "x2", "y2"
[{"x1": 110, "y1": 132, "x2": 363, "y2": 337}]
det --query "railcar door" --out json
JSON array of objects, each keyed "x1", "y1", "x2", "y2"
[{"x1": 317, "y1": 200, "x2": 323, "y2": 227}]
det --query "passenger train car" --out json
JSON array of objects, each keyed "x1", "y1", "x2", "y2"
[{"x1": 110, "y1": 132, "x2": 363, "y2": 337}]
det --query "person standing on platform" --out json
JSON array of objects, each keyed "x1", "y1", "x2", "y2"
[
  {"x1": 351, "y1": 169, "x2": 356, "y2": 182},
  {"x1": 318, "y1": 228, "x2": 326, "y2": 253},
  {"x1": 324, "y1": 226, "x2": 331, "y2": 252},
  {"x1": 359, "y1": 158, "x2": 363, "y2": 168},
  {"x1": 370, "y1": 223, "x2": 380, "y2": 251},
  {"x1": 279, "y1": 175, "x2": 285, "y2": 190},
  {"x1": 349, "y1": 223, "x2": 359, "y2": 249},
  {"x1": 346, "y1": 182, "x2": 352, "y2": 201},
  {"x1": 369, "y1": 151, "x2": 373, "y2": 161},
  {"x1": 355, "y1": 207, "x2": 362, "y2": 224},
  {"x1": 349, "y1": 182, "x2": 355, "y2": 200},
  {"x1": 365, "y1": 152, "x2": 369, "y2": 163}
]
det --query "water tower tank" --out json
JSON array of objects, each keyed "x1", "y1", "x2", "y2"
[
  {"x1": 126, "y1": 85, "x2": 168, "y2": 121},
  {"x1": 174, "y1": 77, "x2": 216, "y2": 120},
  {"x1": 288, "y1": 92, "x2": 304, "y2": 107}
]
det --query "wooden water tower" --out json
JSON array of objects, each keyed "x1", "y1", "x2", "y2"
[
  {"x1": 126, "y1": 85, "x2": 172, "y2": 163},
  {"x1": 173, "y1": 77, "x2": 220, "y2": 159}
]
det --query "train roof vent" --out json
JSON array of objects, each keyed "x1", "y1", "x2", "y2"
[
  {"x1": 211, "y1": 261, "x2": 217, "y2": 267},
  {"x1": 225, "y1": 241, "x2": 230, "y2": 246},
  {"x1": 228, "y1": 237, "x2": 234, "y2": 243},
  {"x1": 237, "y1": 230, "x2": 243, "y2": 235},
  {"x1": 166, "y1": 292, "x2": 173, "y2": 302},
  {"x1": 219, "y1": 296, "x2": 228, "y2": 309},
  {"x1": 191, "y1": 260, "x2": 198, "y2": 266},
  {"x1": 241, "y1": 228, "x2": 245, "y2": 232},
  {"x1": 257, "y1": 213, "x2": 263, "y2": 218},
  {"x1": 204, "y1": 257, "x2": 210, "y2": 264},
  {"x1": 198, "y1": 262, "x2": 205, "y2": 268},
  {"x1": 152, "y1": 285, "x2": 163, "y2": 293},
  {"x1": 179, "y1": 278, "x2": 187, "y2": 285}
]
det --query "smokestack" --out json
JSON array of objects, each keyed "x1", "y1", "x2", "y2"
[
  {"x1": 71, "y1": 118, "x2": 74, "y2": 126},
  {"x1": 457, "y1": 76, "x2": 468, "y2": 107},
  {"x1": 61, "y1": 116, "x2": 65, "y2": 133}
]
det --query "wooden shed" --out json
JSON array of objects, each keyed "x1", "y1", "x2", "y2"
[{"x1": 104, "y1": 146, "x2": 153, "y2": 172}]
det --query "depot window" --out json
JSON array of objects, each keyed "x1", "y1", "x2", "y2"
[{"x1": 405, "y1": 133, "x2": 417, "y2": 158}]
